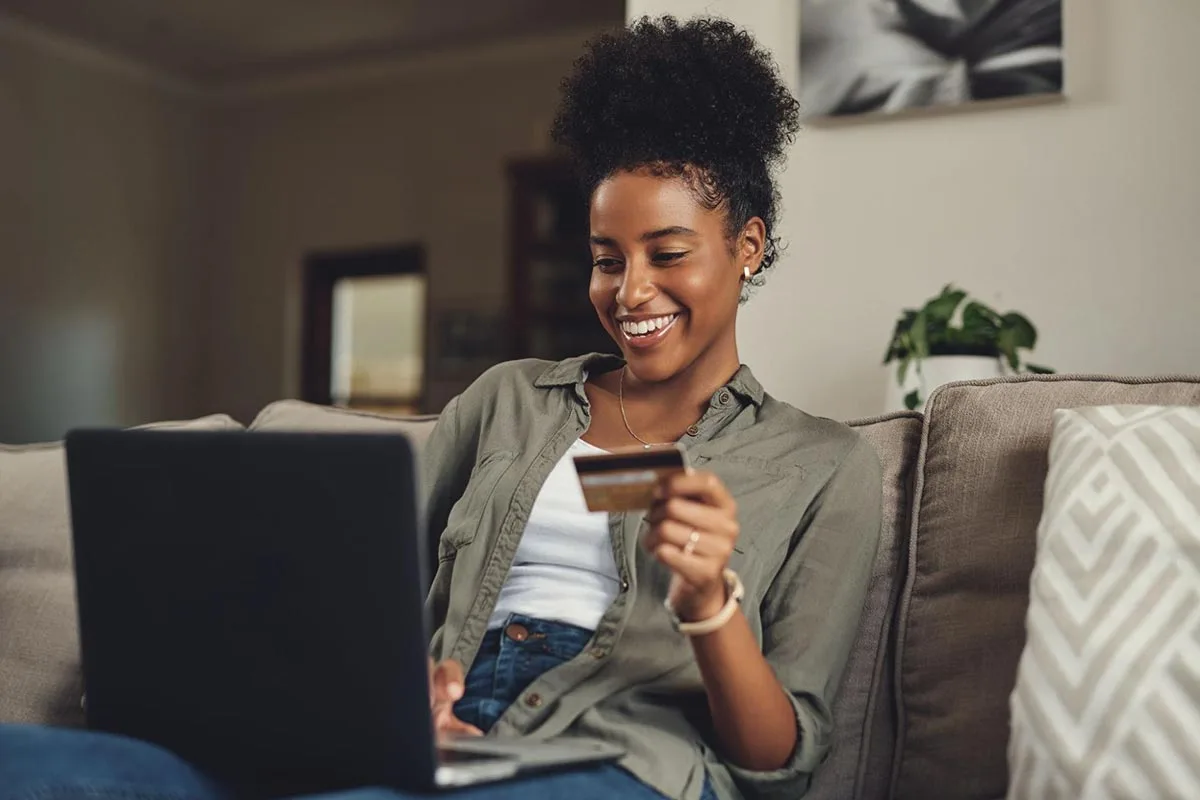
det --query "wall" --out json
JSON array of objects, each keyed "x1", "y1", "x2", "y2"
[
  {"x1": 0, "y1": 19, "x2": 611, "y2": 438},
  {"x1": 205, "y1": 31, "x2": 601, "y2": 423},
  {"x1": 627, "y1": 0, "x2": 1200, "y2": 419},
  {"x1": 0, "y1": 17, "x2": 209, "y2": 442}
]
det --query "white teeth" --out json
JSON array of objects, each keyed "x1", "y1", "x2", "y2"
[{"x1": 621, "y1": 314, "x2": 677, "y2": 337}]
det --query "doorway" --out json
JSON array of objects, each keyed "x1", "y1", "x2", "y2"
[{"x1": 300, "y1": 244, "x2": 427, "y2": 414}]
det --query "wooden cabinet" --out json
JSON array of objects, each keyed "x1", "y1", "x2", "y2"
[{"x1": 506, "y1": 157, "x2": 617, "y2": 362}]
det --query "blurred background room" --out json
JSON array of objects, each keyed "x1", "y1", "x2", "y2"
[{"x1": 1, "y1": 0, "x2": 1197, "y2": 442}]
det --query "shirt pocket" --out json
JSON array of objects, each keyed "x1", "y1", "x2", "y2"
[{"x1": 438, "y1": 449, "x2": 517, "y2": 560}]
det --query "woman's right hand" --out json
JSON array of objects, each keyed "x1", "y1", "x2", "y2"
[{"x1": 428, "y1": 657, "x2": 483, "y2": 739}]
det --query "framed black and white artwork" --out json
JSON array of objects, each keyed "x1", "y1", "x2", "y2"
[{"x1": 799, "y1": 0, "x2": 1064, "y2": 121}]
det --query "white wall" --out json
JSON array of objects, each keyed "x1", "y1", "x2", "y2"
[
  {"x1": 204, "y1": 31, "x2": 604, "y2": 423},
  {"x1": 0, "y1": 18, "x2": 209, "y2": 442},
  {"x1": 628, "y1": 0, "x2": 1200, "y2": 419}
]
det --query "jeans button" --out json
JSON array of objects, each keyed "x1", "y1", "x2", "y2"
[{"x1": 505, "y1": 623, "x2": 530, "y2": 642}]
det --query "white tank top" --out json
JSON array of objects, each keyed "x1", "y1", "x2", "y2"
[{"x1": 488, "y1": 438, "x2": 619, "y2": 631}]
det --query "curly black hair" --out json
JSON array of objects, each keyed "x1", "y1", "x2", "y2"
[{"x1": 550, "y1": 15, "x2": 801, "y2": 297}]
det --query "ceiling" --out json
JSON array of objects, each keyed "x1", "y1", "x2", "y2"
[{"x1": 0, "y1": 0, "x2": 624, "y2": 85}]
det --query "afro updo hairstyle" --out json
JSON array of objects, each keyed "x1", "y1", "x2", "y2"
[{"x1": 550, "y1": 15, "x2": 801, "y2": 301}]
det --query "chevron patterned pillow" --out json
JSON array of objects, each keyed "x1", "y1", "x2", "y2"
[{"x1": 1007, "y1": 405, "x2": 1200, "y2": 799}]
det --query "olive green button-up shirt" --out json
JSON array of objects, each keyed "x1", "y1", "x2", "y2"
[{"x1": 422, "y1": 354, "x2": 883, "y2": 800}]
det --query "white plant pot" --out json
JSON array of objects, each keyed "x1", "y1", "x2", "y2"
[{"x1": 884, "y1": 355, "x2": 1006, "y2": 413}]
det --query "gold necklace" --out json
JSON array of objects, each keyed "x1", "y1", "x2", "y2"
[{"x1": 618, "y1": 366, "x2": 673, "y2": 450}]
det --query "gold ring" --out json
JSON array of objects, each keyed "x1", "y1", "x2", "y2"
[{"x1": 684, "y1": 528, "x2": 700, "y2": 556}]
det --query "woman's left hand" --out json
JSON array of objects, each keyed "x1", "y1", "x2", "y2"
[{"x1": 643, "y1": 469, "x2": 739, "y2": 623}]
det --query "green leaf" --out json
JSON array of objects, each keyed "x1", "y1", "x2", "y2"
[
  {"x1": 1026, "y1": 363, "x2": 1055, "y2": 374},
  {"x1": 897, "y1": 356, "x2": 911, "y2": 386},
  {"x1": 904, "y1": 389, "x2": 921, "y2": 410},
  {"x1": 883, "y1": 310, "x2": 918, "y2": 363},
  {"x1": 923, "y1": 286, "x2": 967, "y2": 328},
  {"x1": 961, "y1": 301, "x2": 1000, "y2": 345},
  {"x1": 1001, "y1": 313, "x2": 1037, "y2": 350},
  {"x1": 909, "y1": 310, "x2": 930, "y2": 359},
  {"x1": 996, "y1": 327, "x2": 1021, "y2": 371}
]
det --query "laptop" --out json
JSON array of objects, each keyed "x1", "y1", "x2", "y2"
[{"x1": 64, "y1": 428, "x2": 623, "y2": 793}]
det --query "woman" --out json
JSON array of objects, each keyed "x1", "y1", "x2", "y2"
[{"x1": 0, "y1": 15, "x2": 881, "y2": 800}]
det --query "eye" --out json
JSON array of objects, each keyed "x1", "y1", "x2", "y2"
[
  {"x1": 652, "y1": 251, "x2": 688, "y2": 265},
  {"x1": 592, "y1": 257, "x2": 623, "y2": 273}
]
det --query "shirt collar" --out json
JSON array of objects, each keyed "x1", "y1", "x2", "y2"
[{"x1": 534, "y1": 353, "x2": 765, "y2": 408}]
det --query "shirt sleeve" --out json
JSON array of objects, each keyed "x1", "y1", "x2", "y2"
[
  {"x1": 420, "y1": 394, "x2": 477, "y2": 659},
  {"x1": 726, "y1": 435, "x2": 884, "y2": 800}
]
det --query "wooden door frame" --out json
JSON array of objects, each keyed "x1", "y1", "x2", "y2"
[{"x1": 300, "y1": 244, "x2": 426, "y2": 409}]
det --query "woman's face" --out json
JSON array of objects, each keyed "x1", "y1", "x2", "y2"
[{"x1": 588, "y1": 169, "x2": 762, "y2": 384}]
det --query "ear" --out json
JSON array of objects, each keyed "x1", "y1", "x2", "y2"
[{"x1": 736, "y1": 217, "x2": 766, "y2": 276}]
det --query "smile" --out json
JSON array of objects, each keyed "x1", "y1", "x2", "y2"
[{"x1": 618, "y1": 313, "x2": 680, "y2": 347}]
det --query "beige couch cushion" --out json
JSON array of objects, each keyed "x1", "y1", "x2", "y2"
[
  {"x1": 893, "y1": 376, "x2": 1200, "y2": 800},
  {"x1": 808, "y1": 412, "x2": 922, "y2": 800},
  {"x1": 0, "y1": 414, "x2": 243, "y2": 726},
  {"x1": 250, "y1": 400, "x2": 438, "y2": 448}
]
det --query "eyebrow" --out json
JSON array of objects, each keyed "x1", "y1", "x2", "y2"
[{"x1": 589, "y1": 226, "x2": 699, "y2": 246}]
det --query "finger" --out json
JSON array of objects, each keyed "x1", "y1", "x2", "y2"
[
  {"x1": 654, "y1": 498, "x2": 737, "y2": 539},
  {"x1": 648, "y1": 520, "x2": 735, "y2": 562},
  {"x1": 657, "y1": 471, "x2": 736, "y2": 511},
  {"x1": 437, "y1": 722, "x2": 484, "y2": 742},
  {"x1": 435, "y1": 706, "x2": 483, "y2": 736},
  {"x1": 432, "y1": 660, "x2": 466, "y2": 703},
  {"x1": 653, "y1": 543, "x2": 720, "y2": 589},
  {"x1": 434, "y1": 705, "x2": 483, "y2": 738},
  {"x1": 644, "y1": 495, "x2": 729, "y2": 528},
  {"x1": 644, "y1": 519, "x2": 724, "y2": 560}
]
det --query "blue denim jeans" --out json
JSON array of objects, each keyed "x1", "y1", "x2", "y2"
[
  {"x1": 453, "y1": 613, "x2": 596, "y2": 733},
  {"x1": 0, "y1": 616, "x2": 716, "y2": 800}
]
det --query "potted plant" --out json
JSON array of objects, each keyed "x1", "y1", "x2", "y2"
[{"x1": 883, "y1": 284, "x2": 1053, "y2": 411}]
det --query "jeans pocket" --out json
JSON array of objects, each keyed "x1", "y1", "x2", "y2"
[{"x1": 538, "y1": 628, "x2": 594, "y2": 662}]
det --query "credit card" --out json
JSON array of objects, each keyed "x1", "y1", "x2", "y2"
[{"x1": 573, "y1": 444, "x2": 689, "y2": 512}]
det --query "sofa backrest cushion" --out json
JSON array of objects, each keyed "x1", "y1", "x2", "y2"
[
  {"x1": 892, "y1": 376, "x2": 1200, "y2": 800},
  {"x1": 0, "y1": 414, "x2": 244, "y2": 726},
  {"x1": 250, "y1": 400, "x2": 438, "y2": 445},
  {"x1": 808, "y1": 412, "x2": 923, "y2": 800}
]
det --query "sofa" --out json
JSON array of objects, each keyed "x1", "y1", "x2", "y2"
[{"x1": 3, "y1": 373, "x2": 1198, "y2": 799}]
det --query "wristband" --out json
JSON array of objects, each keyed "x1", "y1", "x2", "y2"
[{"x1": 666, "y1": 569, "x2": 745, "y2": 636}]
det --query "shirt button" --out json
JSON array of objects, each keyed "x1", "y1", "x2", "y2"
[
  {"x1": 505, "y1": 623, "x2": 530, "y2": 642},
  {"x1": 686, "y1": 425, "x2": 700, "y2": 436},
  {"x1": 620, "y1": 579, "x2": 629, "y2": 592},
  {"x1": 590, "y1": 647, "x2": 608, "y2": 659},
  {"x1": 525, "y1": 693, "x2": 543, "y2": 708},
  {"x1": 718, "y1": 390, "x2": 732, "y2": 406}
]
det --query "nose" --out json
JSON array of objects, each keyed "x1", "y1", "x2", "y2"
[{"x1": 616, "y1": 259, "x2": 657, "y2": 311}]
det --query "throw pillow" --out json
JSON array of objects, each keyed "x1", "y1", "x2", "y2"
[{"x1": 1008, "y1": 405, "x2": 1200, "y2": 798}]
